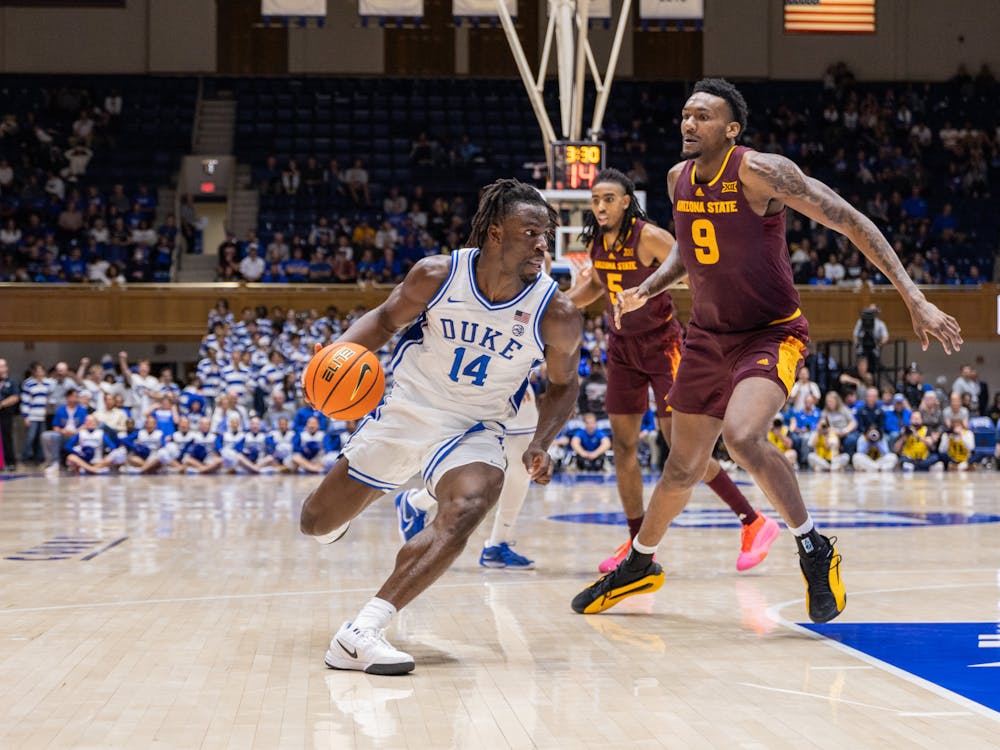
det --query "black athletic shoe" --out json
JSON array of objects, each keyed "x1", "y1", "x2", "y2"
[
  {"x1": 798, "y1": 535, "x2": 846, "y2": 623},
  {"x1": 571, "y1": 559, "x2": 665, "y2": 614}
]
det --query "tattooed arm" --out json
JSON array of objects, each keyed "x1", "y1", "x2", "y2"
[{"x1": 740, "y1": 151, "x2": 963, "y2": 354}]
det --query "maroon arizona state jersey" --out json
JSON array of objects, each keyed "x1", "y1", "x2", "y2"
[
  {"x1": 589, "y1": 218, "x2": 676, "y2": 337},
  {"x1": 672, "y1": 145, "x2": 802, "y2": 333}
]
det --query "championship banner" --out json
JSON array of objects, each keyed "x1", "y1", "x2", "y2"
[
  {"x1": 358, "y1": 0, "x2": 423, "y2": 16},
  {"x1": 453, "y1": 0, "x2": 517, "y2": 17},
  {"x1": 262, "y1": 0, "x2": 326, "y2": 16},
  {"x1": 638, "y1": 0, "x2": 703, "y2": 20},
  {"x1": 784, "y1": 0, "x2": 876, "y2": 33}
]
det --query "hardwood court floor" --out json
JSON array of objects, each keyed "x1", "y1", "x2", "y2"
[{"x1": 0, "y1": 469, "x2": 998, "y2": 749}]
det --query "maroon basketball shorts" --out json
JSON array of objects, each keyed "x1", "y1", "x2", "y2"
[
  {"x1": 605, "y1": 320, "x2": 683, "y2": 417},
  {"x1": 667, "y1": 314, "x2": 809, "y2": 420}
]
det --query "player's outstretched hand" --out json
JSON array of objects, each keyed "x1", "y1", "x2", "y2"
[
  {"x1": 522, "y1": 445, "x2": 554, "y2": 485},
  {"x1": 613, "y1": 286, "x2": 649, "y2": 330},
  {"x1": 910, "y1": 299, "x2": 963, "y2": 355}
]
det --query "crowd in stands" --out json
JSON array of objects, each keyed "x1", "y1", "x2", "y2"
[
  {"x1": 214, "y1": 183, "x2": 472, "y2": 284},
  {"x1": 235, "y1": 63, "x2": 999, "y2": 289},
  {"x1": 1, "y1": 300, "x2": 998, "y2": 477},
  {"x1": 753, "y1": 63, "x2": 999, "y2": 287},
  {"x1": 3, "y1": 66, "x2": 998, "y2": 288},
  {"x1": 0, "y1": 82, "x2": 180, "y2": 283}
]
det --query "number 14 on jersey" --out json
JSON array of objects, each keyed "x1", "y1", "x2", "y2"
[{"x1": 449, "y1": 347, "x2": 490, "y2": 387}]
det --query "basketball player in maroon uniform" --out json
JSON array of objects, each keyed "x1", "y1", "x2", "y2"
[
  {"x1": 573, "y1": 78, "x2": 962, "y2": 622},
  {"x1": 568, "y1": 168, "x2": 779, "y2": 573}
]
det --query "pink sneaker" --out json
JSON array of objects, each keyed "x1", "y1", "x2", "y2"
[
  {"x1": 736, "y1": 513, "x2": 780, "y2": 571},
  {"x1": 598, "y1": 539, "x2": 632, "y2": 573},
  {"x1": 598, "y1": 539, "x2": 657, "y2": 574}
]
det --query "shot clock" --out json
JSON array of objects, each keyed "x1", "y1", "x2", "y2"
[{"x1": 551, "y1": 140, "x2": 606, "y2": 190}]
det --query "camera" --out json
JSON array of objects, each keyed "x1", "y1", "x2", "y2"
[
  {"x1": 867, "y1": 428, "x2": 881, "y2": 442},
  {"x1": 818, "y1": 420, "x2": 829, "y2": 431},
  {"x1": 772, "y1": 418, "x2": 783, "y2": 429}
]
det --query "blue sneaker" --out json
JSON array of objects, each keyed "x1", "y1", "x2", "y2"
[
  {"x1": 394, "y1": 489, "x2": 427, "y2": 543},
  {"x1": 479, "y1": 542, "x2": 535, "y2": 570}
]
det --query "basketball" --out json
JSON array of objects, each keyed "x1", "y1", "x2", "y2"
[{"x1": 302, "y1": 342, "x2": 384, "y2": 420}]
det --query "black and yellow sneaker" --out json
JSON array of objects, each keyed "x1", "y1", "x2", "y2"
[
  {"x1": 798, "y1": 534, "x2": 846, "y2": 623},
  {"x1": 571, "y1": 555, "x2": 665, "y2": 614}
]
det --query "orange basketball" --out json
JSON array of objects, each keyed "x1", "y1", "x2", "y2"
[{"x1": 303, "y1": 342, "x2": 385, "y2": 420}]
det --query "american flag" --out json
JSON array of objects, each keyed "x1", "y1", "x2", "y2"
[
  {"x1": 784, "y1": 0, "x2": 875, "y2": 33},
  {"x1": 514, "y1": 310, "x2": 531, "y2": 324}
]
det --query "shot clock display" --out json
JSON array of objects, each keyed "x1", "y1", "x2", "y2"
[{"x1": 551, "y1": 140, "x2": 606, "y2": 190}]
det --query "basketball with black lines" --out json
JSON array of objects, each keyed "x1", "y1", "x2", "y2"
[{"x1": 303, "y1": 342, "x2": 384, "y2": 420}]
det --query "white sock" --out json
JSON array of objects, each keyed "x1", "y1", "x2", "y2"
[
  {"x1": 788, "y1": 515, "x2": 815, "y2": 537},
  {"x1": 632, "y1": 537, "x2": 658, "y2": 555},
  {"x1": 407, "y1": 487, "x2": 438, "y2": 512},
  {"x1": 352, "y1": 597, "x2": 397, "y2": 631},
  {"x1": 313, "y1": 521, "x2": 350, "y2": 545},
  {"x1": 487, "y1": 433, "x2": 533, "y2": 547}
]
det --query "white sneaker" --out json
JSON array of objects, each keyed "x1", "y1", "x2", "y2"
[
  {"x1": 44, "y1": 463, "x2": 60, "y2": 477},
  {"x1": 325, "y1": 621, "x2": 414, "y2": 675}
]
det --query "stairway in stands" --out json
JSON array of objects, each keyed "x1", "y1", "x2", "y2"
[{"x1": 193, "y1": 98, "x2": 236, "y2": 155}]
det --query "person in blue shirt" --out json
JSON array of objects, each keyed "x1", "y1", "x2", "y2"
[
  {"x1": 790, "y1": 392, "x2": 823, "y2": 468},
  {"x1": 149, "y1": 396, "x2": 178, "y2": 438},
  {"x1": 290, "y1": 416, "x2": 337, "y2": 473},
  {"x1": 41, "y1": 387, "x2": 88, "y2": 472},
  {"x1": 883, "y1": 393, "x2": 912, "y2": 446},
  {"x1": 570, "y1": 412, "x2": 612, "y2": 471},
  {"x1": 282, "y1": 247, "x2": 310, "y2": 282},
  {"x1": 639, "y1": 404, "x2": 659, "y2": 469},
  {"x1": 260, "y1": 262, "x2": 287, "y2": 283},
  {"x1": 179, "y1": 374, "x2": 207, "y2": 416},
  {"x1": 62, "y1": 246, "x2": 87, "y2": 282},
  {"x1": 293, "y1": 405, "x2": 329, "y2": 433},
  {"x1": 855, "y1": 386, "x2": 886, "y2": 435}
]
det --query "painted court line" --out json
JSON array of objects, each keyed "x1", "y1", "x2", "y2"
[
  {"x1": 767, "y1": 581, "x2": 1000, "y2": 723},
  {"x1": 80, "y1": 536, "x2": 129, "y2": 561},
  {"x1": 737, "y1": 681, "x2": 903, "y2": 713},
  {"x1": 0, "y1": 576, "x2": 584, "y2": 615}
]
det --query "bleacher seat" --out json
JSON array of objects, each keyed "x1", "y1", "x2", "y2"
[{"x1": 969, "y1": 417, "x2": 997, "y2": 465}]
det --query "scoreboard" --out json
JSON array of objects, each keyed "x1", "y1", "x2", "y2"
[{"x1": 551, "y1": 141, "x2": 606, "y2": 190}]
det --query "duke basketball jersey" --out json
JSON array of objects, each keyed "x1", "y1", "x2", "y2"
[{"x1": 389, "y1": 248, "x2": 558, "y2": 423}]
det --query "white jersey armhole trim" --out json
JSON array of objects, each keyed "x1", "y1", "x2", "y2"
[
  {"x1": 426, "y1": 250, "x2": 462, "y2": 311},
  {"x1": 532, "y1": 279, "x2": 559, "y2": 353}
]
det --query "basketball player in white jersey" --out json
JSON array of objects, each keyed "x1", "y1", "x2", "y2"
[
  {"x1": 299, "y1": 180, "x2": 582, "y2": 675},
  {"x1": 393, "y1": 252, "x2": 558, "y2": 570}
]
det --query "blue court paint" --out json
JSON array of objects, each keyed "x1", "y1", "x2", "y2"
[
  {"x1": 549, "y1": 472, "x2": 753, "y2": 487},
  {"x1": 802, "y1": 622, "x2": 1000, "y2": 714},
  {"x1": 0, "y1": 472, "x2": 34, "y2": 482},
  {"x1": 5, "y1": 536, "x2": 102, "y2": 561},
  {"x1": 549, "y1": 508, "x2": 1000, "y2": 529}
]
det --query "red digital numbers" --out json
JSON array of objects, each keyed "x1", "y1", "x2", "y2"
[{"x1": 569, "y1": 162, "x2": 597, "y2": 189}]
